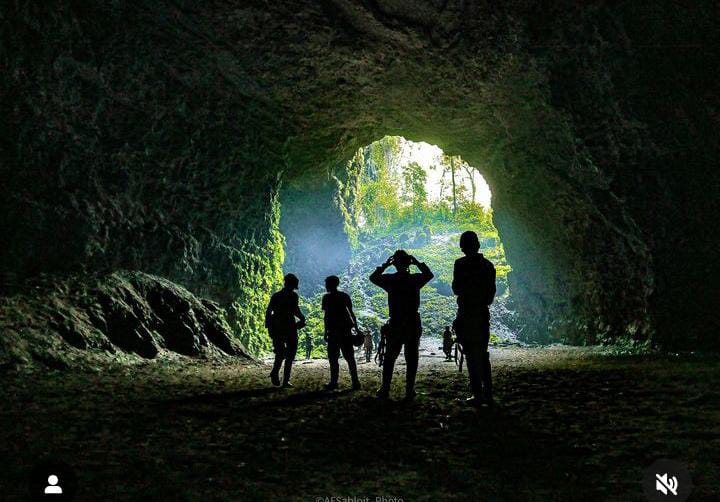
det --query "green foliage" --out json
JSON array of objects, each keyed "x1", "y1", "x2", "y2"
[
  {"x1": 401, "y1": 161, "x2": 427, "y2": 221},
  {"x1": 598, "y1": 336, "x2": 652, "y2": 356},
  {"x1": 298, "y1": 293, "x2": 328, "y2": 358},
  {"x1": 228, "y1": 191, "x2": 285, "y2": 355},
  {"x1": 337, "y1": 137, "x2": 504, "y2": 247},
  {"x1": 332, "y1": 137, "x2": 513, "y2": 341},
  {"x1": 357, "y1": 313, "x2": 384, "y2": 335}
]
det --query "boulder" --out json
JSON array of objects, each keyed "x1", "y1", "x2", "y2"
[{"x1": 0, "y1": 271, "x2": 250, "y2": 369}]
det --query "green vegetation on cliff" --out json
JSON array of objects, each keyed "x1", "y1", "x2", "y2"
[{"x1": 295, "y1": 138, "x2": 514, "y2": 356}]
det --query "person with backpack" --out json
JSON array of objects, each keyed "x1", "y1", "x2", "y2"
[
  {"x1": 322, "y1": 275, "x2": 361, "y2": 391},
  {"x1": 452, "y1": 231, "x2": 496, "y2": 406}
]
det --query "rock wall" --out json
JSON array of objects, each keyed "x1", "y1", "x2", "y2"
[
  {"x1": 1, "y1": 1, "x2": 288, "y2": 355},
  {"x1": 0, "y1": 271, "x2": 249, "y2": 369},
  {"x1": 1, "y1": 1, "x2": 718, "y2": 351}
]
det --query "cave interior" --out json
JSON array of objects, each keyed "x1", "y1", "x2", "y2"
[{"x1": 1, "y1": 1, "x2": 719, "y2": 499}]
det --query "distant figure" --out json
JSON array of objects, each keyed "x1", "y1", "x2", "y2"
[
  {"x1": 303, "y1": 332, "x2": 313, "y2": 360},
  {"x1": 370, "y1": 249, "x2": 433, "y2": 400},
  {"x1": 265, "y1": 273, "x2": 306, "y2": 387},
  {"x1": 363, "y1": 330, "x2": 374, "y2": 362},
  {"x1": 442, "y1": 326, "x2": 454, "y2": 361},
  {"x1": 452, "y1": 231, "x2": 496, "y2": 406},
  {"x1": 322, "y1": 275, "x2": 361, "y2": 391}
]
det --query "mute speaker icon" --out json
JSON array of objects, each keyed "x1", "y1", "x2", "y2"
[{"x1": 656, "y1": 473, "x2": 678, "y2": 496}]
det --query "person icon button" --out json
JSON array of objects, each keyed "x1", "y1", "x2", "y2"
[
  {"x1": 44, "y1": 474, "x2": 63, "y2": 495},
  {"x1": 29, "y1": 458, "x2": 77, "y2": 500}
]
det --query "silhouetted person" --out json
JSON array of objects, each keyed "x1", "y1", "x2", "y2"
[
  {"x1": 265, "y1": 273, "x2": 306, "y2": 387},
  {"x1": 363, "y1": 330, "x2": 374, "y2": 362},
  {"x1": 370, "y1": 250, "x2": 433, "y2": 400},
  {"x1": 452, "y1": 231, "x2": 496, "y2": 406},
  {"x1": 322, "y1": 275, "x2": 361, "y2": 390},
  {"x1": 442, "y1": 326, "x2": 454, "y2": 361},
  {"x1": 303, "y1": 332, "x2": 313, "y2": 360}
]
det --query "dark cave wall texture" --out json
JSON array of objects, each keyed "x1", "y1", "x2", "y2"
[{"x1": 1, "y1": 0, "x2": 718, "y2": 350}]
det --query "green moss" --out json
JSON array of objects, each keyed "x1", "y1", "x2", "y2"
[{"x1": 227, "y1": 191, "x2": 285, "y2": 356}]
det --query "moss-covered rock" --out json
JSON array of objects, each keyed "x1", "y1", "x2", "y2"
[{"x1": 0, "y1": 271, "x2": 250, "y2": 369}]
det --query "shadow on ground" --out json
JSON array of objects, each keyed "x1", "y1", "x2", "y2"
[{"x1": 2, "y1": 347, "x2": 718, "y2": 500}]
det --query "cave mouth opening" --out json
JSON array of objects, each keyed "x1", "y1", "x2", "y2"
[{"x1": 281, "y1": 136, "x2": 518, "y2": 358}]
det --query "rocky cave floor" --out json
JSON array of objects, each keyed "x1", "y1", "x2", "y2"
[{"x1": 2, "y1": 345, "x2": 719, "y2": 500}]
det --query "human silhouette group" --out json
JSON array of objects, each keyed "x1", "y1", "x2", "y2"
[{"x1": 264, "y1": 230, "x2": 496, "y2": 405}]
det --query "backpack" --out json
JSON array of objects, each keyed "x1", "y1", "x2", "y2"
[{"x1": 351, "y1": 327, "x2": 365, "y2": 347}]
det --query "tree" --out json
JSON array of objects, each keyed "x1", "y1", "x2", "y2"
[
  {"x1": 450, "y1": 156, "x2": 458, "y2": 215},
  {"x1": 440, "y1": 154, "x2": 461, "y2": 215},
  {"x1": 402, "y1": 161, "x2": 427, "y2": 222},
  {"x1": 461, "y1": 161, "x2": 477, "y2": 203}
]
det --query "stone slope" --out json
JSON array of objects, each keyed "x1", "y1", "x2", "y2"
[{"x1": 0, "y1": 271, "x2": 250, "y2": 369}]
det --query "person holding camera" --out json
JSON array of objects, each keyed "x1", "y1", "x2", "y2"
[{"x1": 369, "y1": 249, "x2": 433, "y2": 400}]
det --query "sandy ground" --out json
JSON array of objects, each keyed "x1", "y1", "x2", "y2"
[{"x1": 2, "y1": 346, "x2": 719, "y2": 500}]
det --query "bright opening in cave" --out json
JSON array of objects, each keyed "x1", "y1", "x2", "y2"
[
  {"x1": 385, "y1": 138, "x2": 492, "y2": 210},
  {"x1": 282, "y1": 137, "x2": 516, "y2": 358}
]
